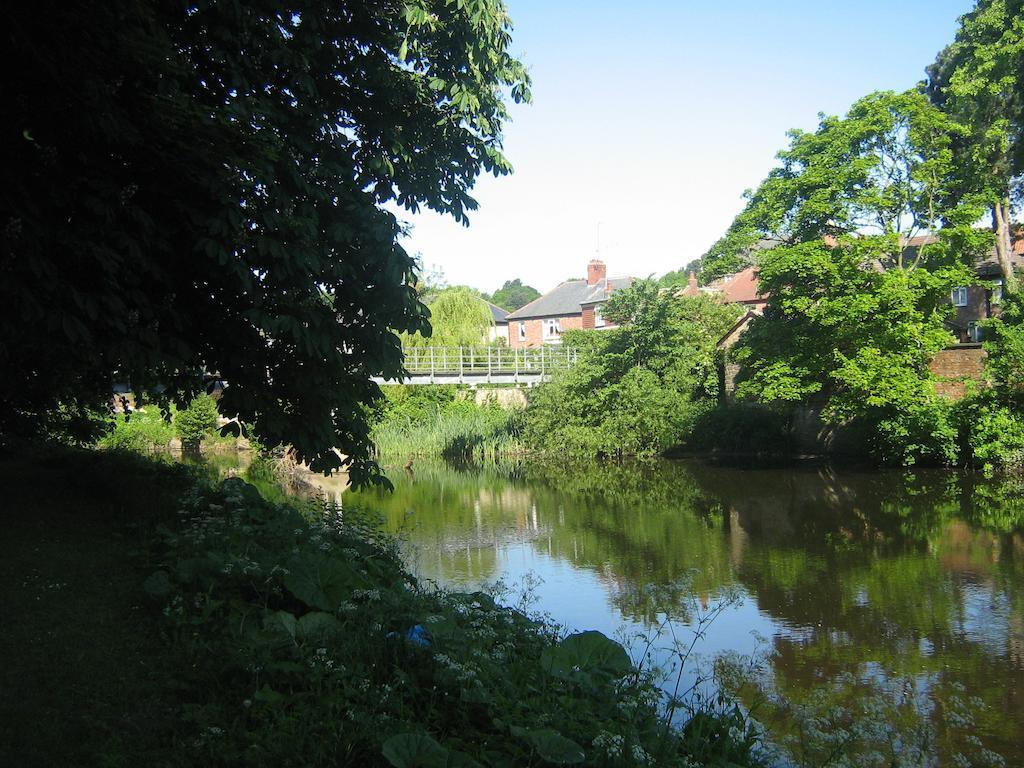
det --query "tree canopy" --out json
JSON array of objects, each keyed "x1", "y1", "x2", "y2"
[
  {"x1": 486, "y1": 278, "x2": 541, "y2": 311},
  {"x1": 924, "y1": 0, "x2": 1024, "y2": 291},
  {"x1": 725, "y1": 91, "x2": 988, "y2": 463},
  {"x1": 0, "y1": 1, "x2": 529, "y2": 484},
  {"x1": 405, "y1": 286, "x2": 494, "y2": 348},
  {"x1": 524, "y1": 281, "x2": 741, "y2": 457}
]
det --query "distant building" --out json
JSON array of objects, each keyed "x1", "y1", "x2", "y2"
[
  {"x1": 506, "y1": 260, "x2": 634, "y2": 348},
  {"x1": 486, "y1": 301, "x2": 510, "y2": 344}
]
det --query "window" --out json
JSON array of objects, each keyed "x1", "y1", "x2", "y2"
[
  {"x1": 967, "y1": 322, "x2": 982, "y2": 343},
  {"x1": 951, "y1": 286, "x2": 968, "y2": 307},
  {"x1": 594, "y1": 304, "x2": 605, "y2": 328},
  {"x1": 992, "y1": 280, "x2": 1004, "y2": 305},
  {"x1": 518, "y1": 322, "x2": 526, "y2": 341},
  {"x1": 543, "y1": 318, "x2": 561, "y2": 338}
]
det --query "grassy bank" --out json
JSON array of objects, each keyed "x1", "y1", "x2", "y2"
[
  {"x1": 2, "y1": 447, "x2": 764, "y2": 767},
  {"x1": 371, "y1": 385, "x2": 524, "y2": 461}
]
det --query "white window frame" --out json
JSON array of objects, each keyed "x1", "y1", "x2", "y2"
[
  {"x1": 594, "y1": 304, "x2": 606, "y2": 328},
  {"x1": 951, "y1": 286, "x2": 969, "y2": 307},
  {"x1": 543, "y1": 318, "x2": 561, "y2": 338},
  {"x1": 967, "y1": 322, "x2": 982, "y2": 343},
  {"x1": 518, "y1": 321, "x2": 526, "y2": 341}
]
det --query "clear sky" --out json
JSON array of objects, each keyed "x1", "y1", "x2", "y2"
[{"x1": 398, "y1": 0, "x2": 975, "y2": 294}]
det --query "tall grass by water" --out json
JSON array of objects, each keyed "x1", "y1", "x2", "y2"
[{"x1": 371, "y1": 386, "x2": 524, "y2": 461}]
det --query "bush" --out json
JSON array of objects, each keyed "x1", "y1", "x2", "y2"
[
  {"x1": 954, "y1": 391, "x2": 1024, "y2": 472},
  {"x1": 99, "y1": 406, "x2": 176, "y2": 452},
  {"x1": 174, "y1": 396, "x2": 220, "y2": 449},
  {"x1": 687, "y1": 403, "x2": 793, "y2": 456}
]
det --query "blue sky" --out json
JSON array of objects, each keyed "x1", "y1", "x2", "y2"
[{"x1": 399, "y1": 0, "x2": 974, "y2": 294}]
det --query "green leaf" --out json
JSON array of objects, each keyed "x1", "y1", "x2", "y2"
[
  {"x1": 540, "y1": 630, "x2": 632, "y2": 679},
  {"x1": 382, "y1": 733, "x2": 448, "y2": 768},
  {"x1": 510, "y1": 726, "x2": 585, "y2": 765},
  {"x1": 283, "y1": 554, "x2": 364, "y2": 611},
  {"x1": 275, "y1": 610, "x2": 297, "y2": 642},
  {"x1": 297, "y1": 611, "x2": 340, "y2": 641}
]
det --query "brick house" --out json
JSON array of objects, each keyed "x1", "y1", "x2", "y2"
[
  {"x1": 906, "y1": 233, "x2": 1024, "y2": 343},
  {"x1": 506, "y1": 260, "x2": 633, "y2": 348},
  {"x1": 487, "y1": 301, "x2": 510, "y2": 344}
]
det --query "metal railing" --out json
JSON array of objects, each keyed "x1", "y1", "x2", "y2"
[{"x1": 392, "y1": 345, "x2": 578, "y2": 384}]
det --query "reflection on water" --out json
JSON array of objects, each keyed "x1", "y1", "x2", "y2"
[{"x1": 339, "y1": 459, "x2": 1024, "y2": 767}]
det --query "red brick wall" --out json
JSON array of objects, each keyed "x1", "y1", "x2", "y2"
[
  {"x1": 582, "y1": 306, "x2": 595, "y2": 330},
  {"x1": 929, "y1": 345, "x2": 987, "y2": 399},
  {"x1": 509, "y1": 314, "x2": 583, "y2": 348}
]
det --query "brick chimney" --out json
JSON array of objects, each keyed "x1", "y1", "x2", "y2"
[{"x1": 587, "y1": 259, "x2": 606, "y2": 286}]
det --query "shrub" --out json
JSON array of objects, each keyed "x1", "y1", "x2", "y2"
[
  {"x1": 954, "y1": 391, "x2": 1024, "y2": 472},
  {"x1": 99, "y1": 406, "x2": 176, "y2": 452},
  {"x1": 174, "y1": 395, "x2": 220, "y2": 449}
]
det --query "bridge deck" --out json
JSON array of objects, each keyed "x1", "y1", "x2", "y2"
[{"x1": 373, "y1": 346, "x2": 577, "y2": 385}]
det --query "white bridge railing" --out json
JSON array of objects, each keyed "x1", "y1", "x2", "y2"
[{"x1": 380, "y1": 345, "x2": 579, "y2": 385}]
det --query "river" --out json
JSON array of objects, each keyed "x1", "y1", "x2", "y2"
[{"x1": 330, "y1": 458, "x2": 1023, "y2": 768}]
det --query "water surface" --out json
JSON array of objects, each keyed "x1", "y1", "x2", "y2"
[{"x1": 336, "y1": 459, "x2": 1024, "y2": 766}]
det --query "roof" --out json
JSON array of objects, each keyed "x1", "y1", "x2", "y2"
[
  {"x1": 485, "y1": 301, "x2": 509, "y2": 324},
  {"x1": 705, "y1": 267, "x2": 765, "y2": 304},
  {"x1": 506, "y1": 277, "x2": 634, "y2": 320},
  {"x1": 891, "y1": 231, "x2": 1024, "y2": 276}
]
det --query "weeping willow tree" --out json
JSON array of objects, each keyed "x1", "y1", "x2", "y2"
[{"x1": 404, "y1": 286, "x2": 494, "y2": 348}]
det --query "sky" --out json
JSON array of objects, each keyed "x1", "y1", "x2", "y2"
[{"x1": 397, "y1": 0, "x2": 975, "y2": 295}]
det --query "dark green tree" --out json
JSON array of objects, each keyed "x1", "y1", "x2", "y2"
[
  {"x1": 728, "y1": 91, "x2": 987, "y2": 464},
  {"x1": 524, "y1": 281, "x2": 741, "y2": 456},
  {"x1": 924, "y1": 0, "x2": 1024, "y2": 292},
  {"x1": 0, "y1": 1, "x2": 529, "y2": 484},
  {"x1": 488, "y1": 279, "x2": 541, "y2": 311}
]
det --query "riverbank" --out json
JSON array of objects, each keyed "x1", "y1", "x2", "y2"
[{"x1": 1, "y1": 447, "x2": 764, "y2": 767}]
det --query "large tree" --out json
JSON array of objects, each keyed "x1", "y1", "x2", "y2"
[
  {"x1": 729, "y1": 91, "x2": 988, "y2": 463},
  {"x1": 0, "y1": 1, "x2": 529, "y2": 484},
  {"x1": 487, "y1": 278, "x2": 540, "y2": 310},
  {"x1": 925, "y1": 0, "x2": 1024, "y2": 292}
]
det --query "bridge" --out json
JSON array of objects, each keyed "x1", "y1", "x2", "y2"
[{"x1": 373, "y1": 346, "x2": 578, "y2": 386}]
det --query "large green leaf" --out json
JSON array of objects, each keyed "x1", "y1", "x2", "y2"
[
  {"x1": 283, "y1": 554, "x2": 364, "y2": 611},
  {"x1": 510, "y1": 726, "x2": 585, "y2": 765},
  {"x1": 297, "y1": 611, "x2": 340, "y2": 641},
  {"x1": 540, "y1": 630, "x2": 632, "y2": 679}
]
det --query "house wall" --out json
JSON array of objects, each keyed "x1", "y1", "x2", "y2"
[
  {"x1": 488, "y1": 324, "x2": 509, "y2": 344},
  {"x1": 582, "y1": 306, "x2": 595, "y2": 330},
  {"x1": 929, "y1": 344, "x2": 987, "y2": 399},
  {"x1": 509, "y1": 314, "x2": 583, "y2": 348}
]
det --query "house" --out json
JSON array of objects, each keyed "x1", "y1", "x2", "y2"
[
  {"x1": 486, "y1": 301, "x2": 510, "y2": 344},
  {"x1": 679, "y1": 266, "x2": 768, "y2": 311},
  {"x1": 506, "y1": 260, "x2": 633, "y2": 348},
  {"x1": 906, "y1": 233, "x2": 1024, "y2": 343}
]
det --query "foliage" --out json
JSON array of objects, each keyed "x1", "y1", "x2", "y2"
[
  {"x1": 371, "y1": 386, "x2": 523, "y2": 460},
  {"x1": 658, "y1": 260, "x2": 703, "y2": 289},
  {"x1": 925, "y1": 0, "x2": 1024, "y2": 290},
  {"x1": 140, "y1": 473, "x2": 766, "y2": 767},
  {"x1": 99, "y1": 406, "x2": 176, "y2": 453},
  {"x1": 174, "y1": 395, "x2": 220, "y2": 448},
  {"x1": 685, "y1": 403, "x2": 794, "y2": 456},
  {"x1": 953, "y1": 389, "x2": 1024, "y2": 470},
  {"x1": 1, "y1": 0, "x2": 530, "y2": 485},
  {"x1": 406, "y1": 287, "x2": 495, "y2": 348},
  {"x1": 722, "y1": 91, "x2": 991, "y2": 465},
  {"x1": 487, "y1": 278, "x2": 542, "y2": 311},
  {"x1": 984, "y1": 291, "x2": 1024, "y2": 401},
  {"x1": 524, "y1": 281, "x2": 742, "y2": 457}
]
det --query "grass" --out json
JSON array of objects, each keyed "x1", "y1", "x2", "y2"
[
  {"x1": 371, "y1": 396, "x2": 525, "y2": 461},
  {"x1": 0, "y1": 448, "x2": 194, "y2": 767},
  {"x1": 2, "y1": 446, "x2": 765, "y2": 768}
]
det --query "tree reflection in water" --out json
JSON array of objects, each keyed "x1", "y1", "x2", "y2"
[{"x1": 345, "y1": 458, "x2": 1024, "y2": 766}]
